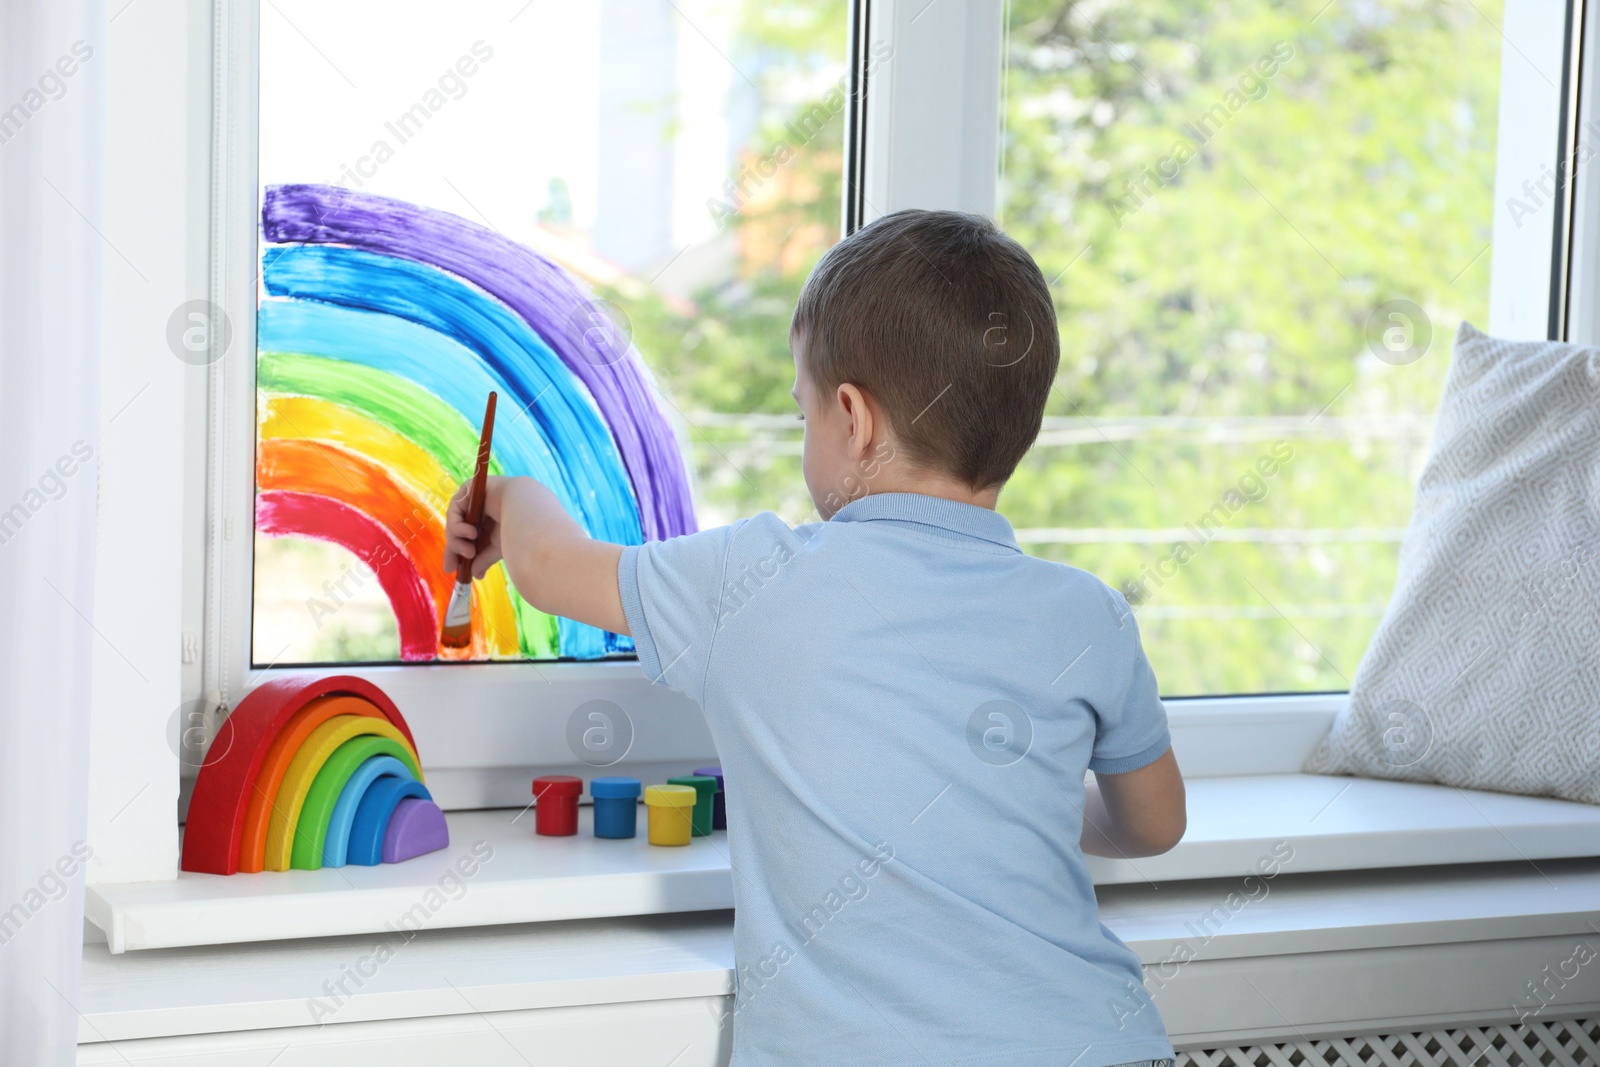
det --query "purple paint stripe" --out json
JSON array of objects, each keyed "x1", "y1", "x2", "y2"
[{"x1": 262, "y1": 183, "x2": 695, "y2": 540}]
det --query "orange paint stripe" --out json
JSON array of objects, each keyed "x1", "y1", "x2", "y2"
[{"x1": 258, "y1": 437, "x2": 454, "y2": 620}]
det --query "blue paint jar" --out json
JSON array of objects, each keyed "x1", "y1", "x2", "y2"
[
  {"x1": 589, "y1": 776, "x2": 642, "y2": 839},
  {"x1": 693, "y1": 766, "x2": 725, "y2": 831}
]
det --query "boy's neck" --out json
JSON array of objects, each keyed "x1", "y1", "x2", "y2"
[{"x1": 863, "y1": 471, "x2": 1000, "y2": 512}]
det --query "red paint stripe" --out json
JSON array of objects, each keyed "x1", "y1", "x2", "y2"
[
  {"x1": 257, "y1": 437, "x2": 454, "y2": 609},
  {"x1": 256, "y1": 490, "x2": 438, "y2": 660}
]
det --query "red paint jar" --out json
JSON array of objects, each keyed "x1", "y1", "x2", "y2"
[{"x1": 532, "y1": 775, "x2": 583, "y2": 836}]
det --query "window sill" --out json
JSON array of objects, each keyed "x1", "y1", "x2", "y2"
[
  {"x1": 79, "y1": 857, "x2": 1600, "y2": 1047},
  {"x1": 86, "y1": 773, "x2": 1600, "y2": 954},
  {"x1": 1085, "y1": 771, "x2": 1600, "y2": 884}
]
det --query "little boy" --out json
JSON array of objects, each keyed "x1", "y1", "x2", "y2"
[{"x1": 445, "y1": 210, "x2": 1186, "y2": 1066}]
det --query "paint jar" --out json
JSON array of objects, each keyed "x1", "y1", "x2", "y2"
[
  {"x1": 644, "y1": 785, "x2": 697, "y2": 846},
  {"x1": 667, "y1": 775, "x2": 717, "y2": 837},
  {"x1": 589, "y1": 776, "x2": 642, "y2": 839},
  {"x1": 693, "y1": 766, "x2": 725, "y2": 830},
  {"x1": 532, "y1": 775, "x2": 583, "y2": 836}
]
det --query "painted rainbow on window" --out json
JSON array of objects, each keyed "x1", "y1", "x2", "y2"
[
  {"x1": 182, "y1": 675, "x2": 446, "y2": 875},
  {"x1": 256, "y1": 183, "x2": 696, "y2": 661}
]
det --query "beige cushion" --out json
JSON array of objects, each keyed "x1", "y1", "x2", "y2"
[{"x1": 1305, "y1": 322, "x2": 1600, "y2": 804}]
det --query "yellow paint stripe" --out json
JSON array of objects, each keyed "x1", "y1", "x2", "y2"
[
  {"x1": 474, "y1": 564, "x2": 522, "y2": 659},
  {"x1": 261, "y1": 394, "x2": 456, "y2": 515}
]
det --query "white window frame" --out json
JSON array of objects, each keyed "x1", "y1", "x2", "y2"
[
  {"x1": 193, "y1": 0, "x2": 1021, "y2": 820},
  {"x1": 1560, "y1": 0, "x2": 1600, "y2": 343},
  {"x1": 854, "y1": 0, "x2": 1004, "y2": 222},
  {"x1": 1490, "y1": 0, "x2": 1578, "y2": 339},
  {"x1": 87, "y1": 0, "x2": 1580, "y2": 885}
]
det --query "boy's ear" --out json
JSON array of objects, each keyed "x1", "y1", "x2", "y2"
[{"x1": 835, "y1": 383, "x2": 877, "y2": 460}]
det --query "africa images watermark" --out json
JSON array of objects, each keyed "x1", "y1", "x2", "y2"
[
  {"x1": 304, "y1": 467, "x2": 460, "y2": 629},
  {"x1": 0, "y1": 40, "x2": 95, "y2": 148},
  {"x1": 706, "y1": 40, "x2": 893, "y2": 227},
  {"x1": 0, "y1": 841, "x2": 94, "y2": 950},
  {"x1": 1110, "y1": 839, "x2": 1295, "y2": 1030},
  {"x1": 305, "y1": 839, "x2": 495, "y2": 1025},
  {"x1": 1511, "y1": 543, "x2": 1600, "y2": 632},
  {"x1": 707, "y1": 441, "x2": 896, "y2": 631},
  {"x1": 0, "y1": 441, "x2": 96, "y2": 549},
  {"x1": 325, "y1": 41, "x2": 495, "y2": 190},
  {"x1": 696, "y1": 440, "x2": 895, "y2": 634},
  {"x1": 306, "y1": 555, "x2": 379, "y2": 631},
  {"x1": 709, "y1": 532, "x2": 799, "y2": 632},
  {"x1": 1511, "y1": 929, "x2": 1600, "y2": 1023},
  {"x1": 709, "y1": 841, "x2": 897, "y2": 1034},
  {"x1": 818, "y1": 441, "x2": 897, "y2": 518},
  {"x1": 1504, "y1": 117, "x2": 1600, "y2": 230},
  {"x1": 1110, "y1": 41, "x2": 1296, "y2": 228},
  {"x1": 566, "y1": 698, "x2": 635, "y2": 768},
  {"x1": 1123, "y1": 440, "x2": 1296, "y2": 606}
]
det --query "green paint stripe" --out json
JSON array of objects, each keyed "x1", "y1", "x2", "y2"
[
  {"x1": 258, "y1": 350, "x2": 504, "y2": 484},
  {"x1": 258, "y1": 349, "x2": 564, "y2": 658},
  {"x1": 512, "y1": 586, "x2": 560, "y2": 659}
]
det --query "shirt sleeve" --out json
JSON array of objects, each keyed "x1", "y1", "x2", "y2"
[
  {"x1": 1087, "y1": 590, "x2": 1172, "y2": 775},
  {"x1": 616, "y1": 523, "x2": 737, "y2": 705}
]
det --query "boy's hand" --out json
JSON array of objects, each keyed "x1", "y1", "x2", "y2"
[
  {"x1": 1081, "y1": 747, "x2": 1186, "y2": 858},
  {"x1": 443, "y1": 476, "x2": 506, "y2": 580},
  {"x1": 439, "y1": 475, "x2": 630, "y2": 636}
]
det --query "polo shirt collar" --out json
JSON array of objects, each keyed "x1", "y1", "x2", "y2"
[{"x1": 830, "y1": 492, "x2": 1020, "y2": 552}]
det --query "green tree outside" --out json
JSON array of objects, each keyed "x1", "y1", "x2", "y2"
[{"x1": 625, "y1": 0, "x2": 1502, "y2": 694}]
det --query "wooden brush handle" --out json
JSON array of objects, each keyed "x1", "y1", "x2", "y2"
[{"x1": 455, "y1": 391, "x2": 497, "y2": 585}]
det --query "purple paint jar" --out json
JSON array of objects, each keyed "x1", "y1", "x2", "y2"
[{"x1": 693, "y1": 766, "x2": 725, "y2": 830}]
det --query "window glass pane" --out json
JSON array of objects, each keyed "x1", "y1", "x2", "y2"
[
  {"x1": 253, "y1": 0, "x2": 847, "y2": 664},
  {"x1": 1000, "y1": 0, "x2": 1505, "y2": 694}
]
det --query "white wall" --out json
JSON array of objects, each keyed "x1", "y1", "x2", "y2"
[{"x1": 85, "y1": 0, "x2": 196, "y2": 884}]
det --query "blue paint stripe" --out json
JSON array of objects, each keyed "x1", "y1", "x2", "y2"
[{"x1": 263, "y1": 245, "x2": 640, "y2": 537}]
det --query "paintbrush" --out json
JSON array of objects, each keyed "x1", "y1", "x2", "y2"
[{"x1": 441, "y1": 391, "x2": 497, "y2": 651}]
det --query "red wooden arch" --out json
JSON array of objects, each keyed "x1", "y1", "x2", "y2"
[{"x1": 181, "y1": 674, "x2": 418, "y2": 875}]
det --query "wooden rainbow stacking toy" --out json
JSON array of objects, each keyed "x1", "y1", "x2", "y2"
[{"x1": 181, "y1": 674, "x2": 448, "y2": 875}]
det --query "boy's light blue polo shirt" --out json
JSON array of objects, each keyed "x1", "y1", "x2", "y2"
[{"x1": 618, "y1": 492, "x2": 1174, "y2": 1067}]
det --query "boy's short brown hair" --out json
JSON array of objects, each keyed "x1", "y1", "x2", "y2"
[{"x1": 791, "y1": 209, "x2": 1060, "y2": 489}]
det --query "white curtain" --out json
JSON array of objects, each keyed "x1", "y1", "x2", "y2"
[{"x1": 0, "y1": 0, "x2": 103, "y2": 1062}]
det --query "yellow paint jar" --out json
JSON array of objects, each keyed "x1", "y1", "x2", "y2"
[{"x1": 644, "y1": 784, "x2": 697, "y2": 846}]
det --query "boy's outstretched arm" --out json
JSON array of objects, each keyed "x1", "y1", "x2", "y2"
[
  {"x1": 443, "y1": 476, "x2": 630, "y2": 636},
  {"x1": 1080, "y1": 747, "x2": 1186, "y2": 858}
]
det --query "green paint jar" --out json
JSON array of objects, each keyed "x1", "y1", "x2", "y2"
[{"x1": 667, "y1": 775, "x2": 717, "y2": 837}]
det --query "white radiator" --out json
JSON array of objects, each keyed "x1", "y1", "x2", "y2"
[{"x1": 1178, "y1": 1018, "x2": 1600, "y2": 1067}]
